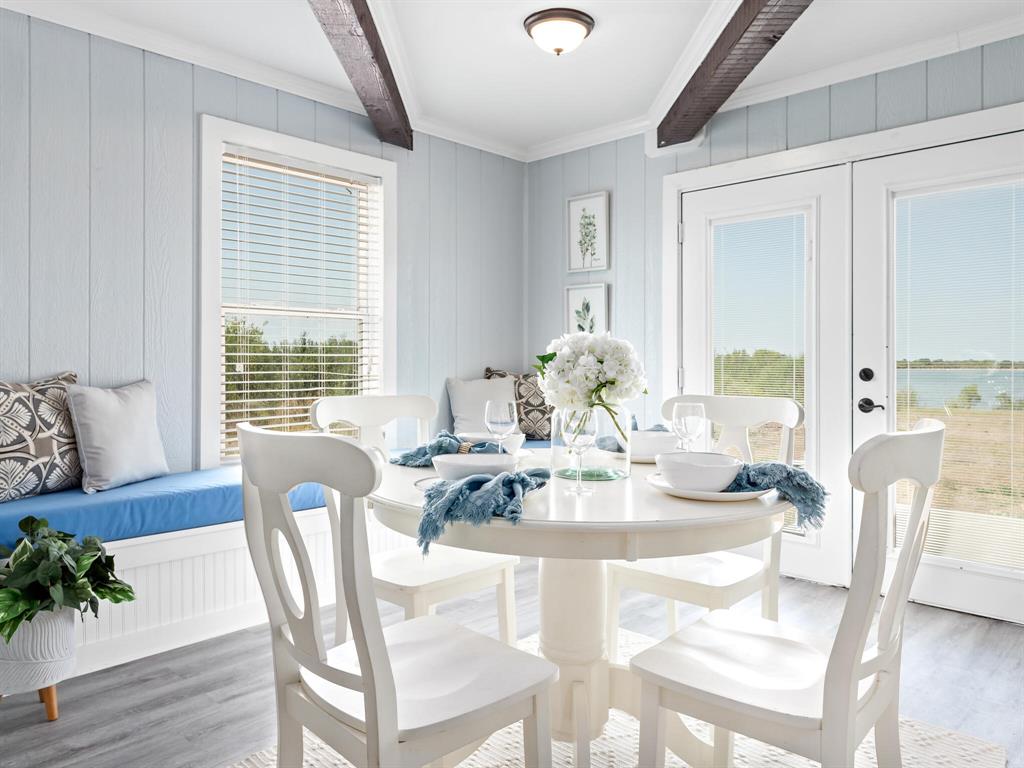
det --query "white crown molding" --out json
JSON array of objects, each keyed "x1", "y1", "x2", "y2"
[
  {"x1": 412, "y1": 114, "x2": 530, "y2": 162},
  {"x1": 722, "y1": 13, "x2": 1024, "y2": 111},
  {"x1": 0, "y1": 0, "x2": 367, "y2": 116},
  {"x1": 524, "y1": 115, "x2": 652, "y2": 162}
]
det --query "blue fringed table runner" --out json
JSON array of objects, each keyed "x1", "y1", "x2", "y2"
[
  {"x1": 417, "y1": 469, "x2": 550, "y2": 553},
  {"x1": 726, "y1": 462, "x2": 828, "y2": 529},
  {"x1": 391, "y1": 430, "x2": 506, "y2": 468}
]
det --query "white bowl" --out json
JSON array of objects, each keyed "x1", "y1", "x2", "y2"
[
  {"x1": 655, "y1": 452, "x2": 742, "y2": 492},
  {"x1": 629, "y1": 431, "x2": 679, "y2": 459},
  {"x1": 458, "y1": 431, "x2": 526, "y2": 456},
  {"x1": 433, "y1": 453, "x2": 516, "y2": 482}
]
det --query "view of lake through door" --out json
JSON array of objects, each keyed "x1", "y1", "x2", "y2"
[
  {"x1": 853, "y1": 132, "x2": 1023, "y2": 622},
  {"x1": 680, "y1": 133, "x2": 1022, "y2": 619},
  {"x1": 680, "y1": 167, "x2": 853, "y2": 587}
]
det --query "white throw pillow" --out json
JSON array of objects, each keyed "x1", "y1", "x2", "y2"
[
  {"x1": 446, "y1": 376, "x2": 519, "y2": 435},
  {"x1": 67, "y1": 380, "x2": 170, "y2": 493}
]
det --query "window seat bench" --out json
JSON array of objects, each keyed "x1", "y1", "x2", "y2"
[
  {"x1": 0, "y1": 466, "x2": 408, "y2": 677},
  {"x1": 0, "y1": 466, "x2": 324, "y2": 550}
]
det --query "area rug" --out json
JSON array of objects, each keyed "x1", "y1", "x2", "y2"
[{"x1": 232, "y1": 632, "x2": 1006, "y2": 768}]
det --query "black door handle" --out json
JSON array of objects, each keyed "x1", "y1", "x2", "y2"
[{"x1": 858, "y1": 397, "x2": 885, "y2": 413}]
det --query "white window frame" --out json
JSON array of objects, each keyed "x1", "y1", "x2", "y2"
[{"x1": 198, "y1": 114, "x2": 398, "y2": 468}]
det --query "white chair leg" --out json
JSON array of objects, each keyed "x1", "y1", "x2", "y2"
[
  {"x1": 572, "y1": 680, "x2": 592, "y2": 768},
  {"x1": 666, "y1": 598, "x2": 678, "y2": 635},
  {"x1": 406, "y1": 594, "x2": 434, "y2": 621},
  {"x1": 606, "y1": 572, "x2": 620, "y2": 663},
  {"x1": 497, "y1": 565, "x2": 517, "y2": 645},
  {"x1": 277, "y1": 708, "x2": 303, "y2": 768},
  {"x1": 761, "y1": 530, "x2": 781, "y2": 621},
  {"x1": 638, "y1": 681, "x2": 666, "y2": 768},
  {"x1": 875, "y1": 693, "x2": 903, "y2": 768},
  {"x1": 524, "y1": 692, "x2": 552, "y2": 768},
  {"x1": 711, "y1": 726, "x2": 734, "y2": 768}
]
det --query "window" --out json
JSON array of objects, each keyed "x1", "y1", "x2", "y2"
[
  {"x1": 711, "y1": 212, "x2": 810, "y2": 529},
  {"x1": 892, "y1": 179, "x2": 1022, "y2": 569},
  {"x1": 200, "y1": 117, "x2": 395, "y2": 467}
]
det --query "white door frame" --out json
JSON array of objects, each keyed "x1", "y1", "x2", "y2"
[
  {"x1": 679, "y1": 168, "x2": 852, "y2": 586},
  {"x1": 661, "y1": 103, "x2": 1024, "y2": 601},
  {"x1": 852, "y1": 133, "x2": 1024, "y2": 623}
]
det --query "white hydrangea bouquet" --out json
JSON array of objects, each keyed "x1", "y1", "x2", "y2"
[{"x1": 535, "y1": 332, "x2": 647, "y2": 480}]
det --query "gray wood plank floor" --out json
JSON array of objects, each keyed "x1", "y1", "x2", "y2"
[{"x1": 1, "y1": 560, "x2": 1021, "y2": 768}]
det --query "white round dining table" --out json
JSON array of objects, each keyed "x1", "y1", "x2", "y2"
[{"x1": 368, "y1": 451, "x2": 791, "y2": 768}]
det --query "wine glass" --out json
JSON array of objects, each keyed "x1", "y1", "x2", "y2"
[
  {"x1": 560, "y1": 407, "x2": 597, "y2": 496},
  {"x1": 484, "y1": 400, "x2": 517, "y2": 455},
  {"x1": 671, "y1": 402, "x2": 706, "y2": 451}
]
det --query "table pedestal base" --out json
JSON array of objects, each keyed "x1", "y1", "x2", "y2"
[{"x1": 538, "y1": 557, "x2": 720, "y2": 768}]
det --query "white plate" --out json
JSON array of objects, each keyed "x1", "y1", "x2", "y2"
[
  {"x1": 646, "y1": 473, "x2": 771, "y2": 502},
  {"x1": 630, "y1": 453, "x2": 661, "y2": 464}
]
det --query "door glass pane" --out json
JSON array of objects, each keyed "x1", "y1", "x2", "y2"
[
  {"x1": 712, "y1": 213, "x2": 808, "y2": 529},
  {"x1": 893, "y1": 180, "x2": 1023, "y2": 568}
]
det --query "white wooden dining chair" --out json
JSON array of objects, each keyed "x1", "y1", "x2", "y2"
[
  {"x1": 238, "y1": 423, "x2": 557, "y2": 768},
  {"x1": 606, "y1": 394, "x2": 804, "y2": 661},
  {"x1": 311, "y1": 395, "x2": 521, "y2": 645},
  {"x1": 631, "y1": 418, "x2": 945, "y2": 768}
]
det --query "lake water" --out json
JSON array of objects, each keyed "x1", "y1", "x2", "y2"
[{"x1": 896, "y1": 368, "x2": 1022, "y2": 408}]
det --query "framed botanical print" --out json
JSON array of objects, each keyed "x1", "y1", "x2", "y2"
[
  {"x1": 567, "y1": 191, "x2": 609, "y2": 272},
  {"x1": 565, "y1": 283, "x2": 608, "y2": 333}
]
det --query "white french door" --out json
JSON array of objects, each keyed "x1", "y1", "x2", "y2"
[
  {"x1": 853, "y1": 132, "x2": 1024, "y2": 622},
  {"x1": 680, "y1": 167, "x2": 853, "y2": 586}
]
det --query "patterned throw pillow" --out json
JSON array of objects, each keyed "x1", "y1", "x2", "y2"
[
  {"x1": 0, "y1": 372, "x2": 82, "y2": 503},
  {"x1": 485, "y1": 368, "x2": 554, "y2": 440}
]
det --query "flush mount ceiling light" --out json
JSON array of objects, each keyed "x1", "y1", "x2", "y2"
[{"x1": 524, "y1": 8, "x2": 595, "y2": 56}]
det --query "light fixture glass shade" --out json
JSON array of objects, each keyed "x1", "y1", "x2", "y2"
[{"x1": 525, "y1": 9, "x2": 594, "y2": 56}]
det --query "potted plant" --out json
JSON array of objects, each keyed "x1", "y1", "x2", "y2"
[{"x1": 0, "y1": 516, "x2": 135, "y2": 718}]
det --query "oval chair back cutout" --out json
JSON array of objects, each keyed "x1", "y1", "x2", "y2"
[
  {"x1": 310, "y1": 395, "x2": 437, "y2": 452},
  {"x1": 662, "y1": 394, "x2": 805, "y2": 464},
  {"x1": 238, "y1": 423, "x2": 399, "y2": 757},
  {"x1": 824, "y1": 418, "x2": 945, "y2": 745}
]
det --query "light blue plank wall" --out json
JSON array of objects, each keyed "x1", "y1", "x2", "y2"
[
  {"x1": 0, "y1": 9, "x2": 526, "y2": 468},
  {"x1": 0, "y1": 10, "x2": 30, "y2": 382},
  {"x1": 524, "y1": 35, "x2": 1024, "y2": 425}
]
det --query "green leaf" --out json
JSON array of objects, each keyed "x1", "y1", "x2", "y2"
[
  {"x1": 75, "y1": 551, "x2": 101, "y2": 579},
  {"x1": 9, "y1": 538, "x2": 32, "y2": 568},
  {"x1": 49, "y1": 583, "x2": 64, "y2": 607},
  {"x1": 17, "y1": 516, "x2": 41, "y2": 535}
]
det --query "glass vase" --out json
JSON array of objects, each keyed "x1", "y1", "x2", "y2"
[{"x1": 550, "y1": 404, "x2": 631, "y2": 480}]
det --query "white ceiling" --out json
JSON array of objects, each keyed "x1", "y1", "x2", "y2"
[{"x1": 3, "y1": 0, "x2": 1022, "y2": 161}]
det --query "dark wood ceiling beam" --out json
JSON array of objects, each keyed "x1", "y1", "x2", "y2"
[
  {"x1": 308, "y1": 0, "x2": 413, "y2": 150},
  {"x1": 657, "y1": 0, "x2": 813, "y2": 148}
]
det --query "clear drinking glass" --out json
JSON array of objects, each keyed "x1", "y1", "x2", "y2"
[
  {"x1": 671, "y1": 402, "x2": 706, "y2": 451},
  {"x1": 484, "y1": 400, "x2": 517, "y2": 455},
  {"x1": 560, "y1": 407, "x2": 597, "y2": 495}
]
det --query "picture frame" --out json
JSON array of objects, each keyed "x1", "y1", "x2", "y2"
[
  {"x1": 565, "y1": 283, "x2": 609, "y2": 334},
  {"x1": 567, "y1": 191, "x2": 609, "y2": 272}
]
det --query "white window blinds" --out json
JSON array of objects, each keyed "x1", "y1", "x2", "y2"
[{"x1": 219, "y1": 150, "x2": 384, "y2": 457}]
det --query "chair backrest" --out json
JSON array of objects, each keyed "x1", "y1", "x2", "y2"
[
  {"x1": 310, "y1": 394, "x2": 437, "y2": 452},
  {"x1": 823, "y1": 418, "x2": 945, "y2": 734},
  {"x1": 238, "y1": 423, "x2": 398, "y2": 759},
  {"x1": 661, "y1": 394, "x2": 804, "y2": 463}
]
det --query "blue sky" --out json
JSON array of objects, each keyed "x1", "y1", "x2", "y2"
[{"x1": 712, "y1": 180, "x2": 1021, "y2": 363}]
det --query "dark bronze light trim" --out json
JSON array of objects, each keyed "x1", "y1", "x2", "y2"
[{"x1": 524, "y1": 8, "x2": 596, "y2": 55}]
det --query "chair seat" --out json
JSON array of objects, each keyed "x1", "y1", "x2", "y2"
[
  {"x1": 371, "y1": 545, "x2": 518, "y2": 592},
  {"x1": 610, "y1": 552, "x2": 766, "y2": 589},
  {"x1": 299, "y1": 615, "x2": 558, "y2": 740},
  {"x1": 630, "y1": 610, "x2": 842, "y2": 730}
]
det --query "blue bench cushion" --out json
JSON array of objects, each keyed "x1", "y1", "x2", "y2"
[
  {"x1": 0, "y1": 466, "x2": 324, "y2": 549},
  {"x1": 524, "y1": 439, "x2": 551, "y2": 449}
]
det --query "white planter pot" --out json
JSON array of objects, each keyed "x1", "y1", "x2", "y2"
[{"x1": 0, "y1": 607, "x2": 77, "y2": 695}]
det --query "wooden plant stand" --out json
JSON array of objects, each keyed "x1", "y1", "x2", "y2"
[{"x1": 0, "y1": 685, "x2": 59, "y2": 721}]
